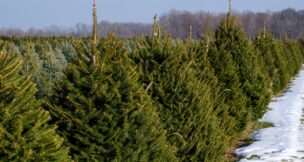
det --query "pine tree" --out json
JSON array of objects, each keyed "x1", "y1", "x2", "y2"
[
  {"x1": 211, "y1": 12, "x2": 270, "y2": 121},
  {"x1": 182, "y1": 34, "x2": 241, "y2": 161},
  {"x1": 255, "y1": 31, "x2": 289, "y2": 93},
  {"x1": 130, "y1": 18, "x2": 232, "y2": 160},
  {"x1": 60, "y1": 40, "x2": 77, "y2": 63},
  {"x1": 0, "y1": 52, "x2": 70, "y2": 161},
  {"x1": 35, "y1": 43, "x2": 64, "y2": 98},
  {"x1": 282, "y1": 40, "x2": 304, "y2": 76},
  {"x1": 47, "y1": 33, "x2": 177, "y2": 161},
  {"x1": 21, "y1": 44, "x2": 41, "y2": 77}
]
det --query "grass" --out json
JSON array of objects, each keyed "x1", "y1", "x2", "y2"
[
  {"x1": 246, "y1": 154, "x2": 258, "y2": 160},
  {"x1": 258, "y1": 122, "x2": 274, "y2": 128}
]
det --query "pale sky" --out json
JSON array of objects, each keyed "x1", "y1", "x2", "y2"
[{"x1": 0, "y1": 0, "x2": 303, "y2": 30}]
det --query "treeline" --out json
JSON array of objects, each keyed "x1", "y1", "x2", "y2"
[
  {"x1": 160, "y1": 8, "x2": 304, "y2": 39},
  {"x1": 1, "y1": 8, "x2": 304, "y2": 39},
  {"x1": 0, "y1": 12, "x2": 304, "y2": 161}
]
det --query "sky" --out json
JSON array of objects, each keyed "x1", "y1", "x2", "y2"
[{"x1": 0, "y1": 0, "x2": 303, "y2": 30}]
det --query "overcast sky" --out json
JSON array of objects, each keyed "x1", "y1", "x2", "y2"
[{"x1": 0, "y1": 0, "x2": 303, "y2": 30}]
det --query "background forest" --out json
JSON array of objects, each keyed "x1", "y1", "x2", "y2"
[{"x1": 1, "y1": 8, "x2": 304, "y2": 39}]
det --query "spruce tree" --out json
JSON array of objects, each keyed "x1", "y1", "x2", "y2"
[
  {"x1": 19, "y1": 43, "x2": 47, "y2": 98},
  {"x1": 0, "y1": 52, "x2": 70, "y2": 161},
  {"x1": 282, "y1": 40, "x2": 304, "y2": 76},
  {"x1": 255, "y1": 31, "x2": 289, "y2": 93},
  {"x1": 182, "y1": 33, "x2": 241, "y2": 161},
  {"x1": 48, "y1": 33, "x2": 177, "y2": 161},
  {"x1": 130, "y1": 17, "x2": 230, "y2": 160},
  {"x1": 210, "y1": 13, "x2": 270, "y2": 121}
]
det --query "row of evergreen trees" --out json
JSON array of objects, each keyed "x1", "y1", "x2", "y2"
[{"x1": 1, "y1": 13, "x2": 304, "y2": 161}]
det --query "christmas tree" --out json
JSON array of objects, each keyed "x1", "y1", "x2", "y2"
[
  {"x1": 255, "y1": 31, "x2": 288, "y2": 93},
  {"x1": 130, "y1": 16, "x2": 230, "y2": 160},
  {"x1": 211, "y1": 11, "x2": 270, "y2": 121},
  {"x1": 47, "y1": 32, "x2": 177, "y2": 161},
  {"x1": 0, "y1": 51, "x2": 70, "y2": 161}
]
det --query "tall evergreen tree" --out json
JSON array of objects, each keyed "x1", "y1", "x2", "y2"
[
  {"x1": 282, "y1": 40, "x2": 304, "y2": 76},
  {"x1": 48, "y1": 33, "x2": 177, "y2": 161},
  {"x1": 210, "y1": 13, "x2": 270, "y2": 121},
  {"x1": 182, "y1": 35, "x2": 242, "y2": 161},
  {"x1": 130, "y1": 17, "x2": 230, "y2": 160},
  {"x1": 47, "y1": 1, "x2": 177, "y2": 160},
  {"x1": 0, "y1": 51, "x2": 70, "y2": 161},
  {"x1": 255, "y1": 31, "x2": 291, "y2": 94}
]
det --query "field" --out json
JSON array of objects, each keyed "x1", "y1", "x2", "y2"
[{"x1": 1, "y1": 2, "x2": 304, "y2": 162}]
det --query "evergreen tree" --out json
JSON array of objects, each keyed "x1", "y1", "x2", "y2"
[
  {"x1": 47, "y1": 33, "x2": 177, "y2": 161},
  {"x1": 60, "y1": 40, "x2": 77, "y2": 63},
  {"x1": 210, "y1": 14, "x2": 270, "y2": 121},
  {"x1": 130, "y1": 23, "x2": 228, "y2": 160},
  {"x1": 38, "y1": 43, "x2": 67, "y2": 98},
  {"x1": 255, "y1": 31, "x2": 289, "y2": 93},
  {"x1": 0, "y1": 52, "x2": 70, "y2": 161},
  {"x1": 282, "y1": 40, "x2": 304, "y2": 76},
  {"x1": 182, "y1": 35, "x2": 241, "y2": 161},
  {"x1": 19, "y1": 43, "x2": 47, "y2": 98}
]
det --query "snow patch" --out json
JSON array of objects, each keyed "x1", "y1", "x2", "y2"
[{"x1": 236, "y1": 68, "x2": 304, "y2": 162}]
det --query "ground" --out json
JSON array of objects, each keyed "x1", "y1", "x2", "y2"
[{"x1": 237, "y1": 67, "x2": 304, "y2": 161}]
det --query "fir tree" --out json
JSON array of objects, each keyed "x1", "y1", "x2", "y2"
[
  {"x1": 182, "y1": 32, "x2": 241, "y2": 161},
  {"x1": 0, "y1": 52, "x2": 70, "y2": 161},
  {"x1": 47, "y1": 2, "x2": 177, "y2": 160},
  {"x1": 48, "y1": 33, "x2": 177, "y2": 161},
  {"x1": 282, "y1": 40, "x2": 304, "y2": 76},
  {"x1": 211, "y1": 13, "x2": 270, "y2": 121},
  {"x1": 19, "y1": 43, "x2": 45, "y2": 98},
  {"x1": 255, "y1": 31, "x2": 289, "y2": 93},
  {"x1": 130, "y1": 18, "x2": 229, "y2": 160}
]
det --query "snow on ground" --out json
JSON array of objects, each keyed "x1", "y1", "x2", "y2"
[{"x1": 236, "y1": 68, "x2": 304, "y2": 162}]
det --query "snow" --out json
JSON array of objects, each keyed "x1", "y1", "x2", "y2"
[{"x1": 236, "y1": 68, "x2": 304, "y2": 162}]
